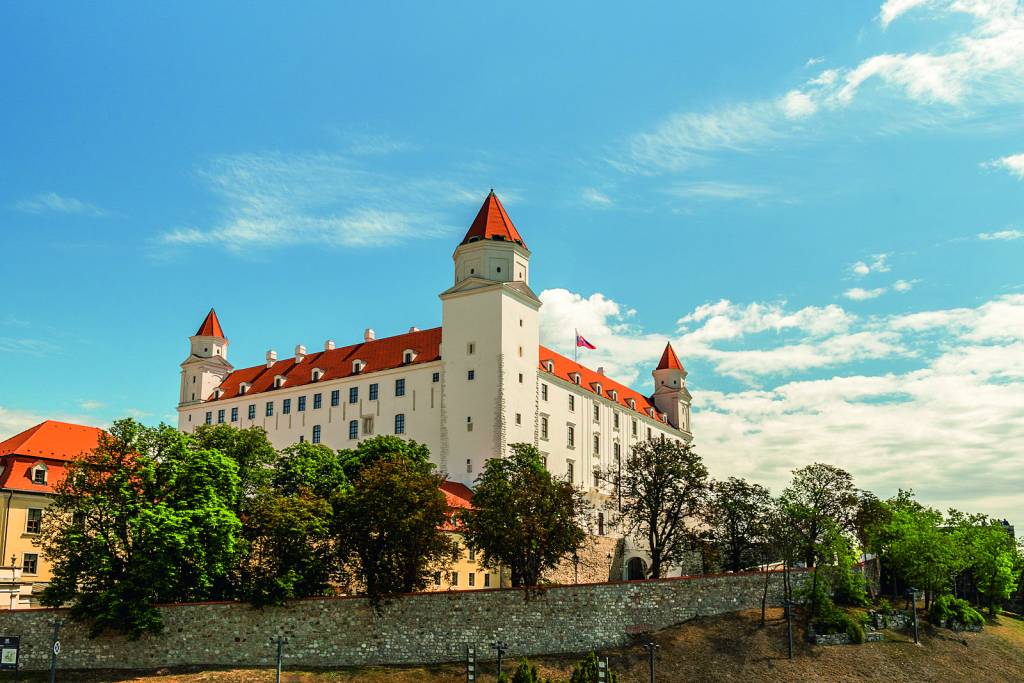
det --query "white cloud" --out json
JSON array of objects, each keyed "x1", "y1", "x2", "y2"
[
  {"x1": 805, "y1": 56, "x2": 825, "y2": 67},
  {"x1": 539, "y1": 288, "x2": 1024, "y2": 518},
  {"x1": 880, "y1": 0, "x2": 933, "y2": 27},
  {"x1": 78, "y1": 400, "x2": 105, "y2": 411},
  {"x1": 667, "y1": 181, "x2": 773, "y2": 201},
  {"x1": 159, "y1": 151, "x2": 479, "y2": 251},
  {"x1": 782, "y1": 90, "x2": 818, "y2": 118},
  {"x1": 893, "y1": 279, "x2": 915, "y2": 292},
  {"x1": 850, "y1": 253, "x2": 891, "y2": 277},
  {"x1": 978, "y1": 228, "x2": 1024, "y2": 240},
  {"x1": 581, "y1": 188, "x2": 613, "y2": 208},
  {"x1": 14, "y1": 192, "x2": 106, "y2": 216},
  {"x1": 983, "y1": 153, "x2": 1024, "y2": 179},
  {"x1": 844, "y1": 287, "x2": 887, "y2": 300}
]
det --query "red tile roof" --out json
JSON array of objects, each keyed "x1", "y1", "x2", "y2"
[
  {"x1": 195, "y1": 308, "x2": 226, "y2": 339},
  {"x1": 0, "y1": 420, "x2": 103, "y2": 494},
  {"x1": 440, "y1": 480, "x2": 474, "y2": 532},
  {"x1": 538, "y1": 347, "x2": 667, "y2": 424},
  {"x1": 656, "y1": 342, "x2": 684, "y2": 371},
  {"x1": 0, "y1": 420, "x2": 102, "y2": 461},
  {"x1": 210, "y1": 327, "x2": 443, "y2": 401},
  {"x1": 460, "y1": 190, "x2": 526, "y2": 248}
]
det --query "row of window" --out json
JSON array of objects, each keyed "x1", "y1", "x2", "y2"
[
  {"x1": 542, "y1": 382, "x2": 653, "y2": 433},
  {"x1": 433, "y1": 570, "x2": 491, "y2": 588}
]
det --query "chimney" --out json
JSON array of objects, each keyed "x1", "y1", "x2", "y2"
[
  {"x1": 409, "y1": 326, "x2": 419, "y2": 333},
  {"x1": 364, "y1": 328, "x2": 375, "y2": 342},
  {"x1": 266, "y1": 350, "x2": 277, "y2": 368},
  {"x1": 324, "y1": 339, "x2": 335, "y2": 351},
  {"x1": 597, "y1": 367, "x2": 605, "y2": 375},
  {"x1": 294, "y1": 345, "x2": 306, "y2": 363}
]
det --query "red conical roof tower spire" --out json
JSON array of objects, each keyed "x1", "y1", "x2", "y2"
[
  {"x1": 459, "y1": 190, "x2": 526, "y2": 248},
  {"x1": 657, "y1": 341, "x2": 684, "y2": 371},
  {"x1": 195, "y1": 308, "x2": 226, "y2": 339}
]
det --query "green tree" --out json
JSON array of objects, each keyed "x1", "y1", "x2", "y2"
[
  {"x1": 275, "y1": 441, "x2": 349, "y2": 500},
  {"x1": 609, "y1": 439, "x2": 709, "y2": 579},
  {"x1": 780, "y1": 463, "x2": 859, "y2": 569},
  {"x1": 705, "y1": 477, "x2": 772, "y2": 572},
  {"x1": 949, "y1": 511, "x2": 1020, "y2": 615},
  {"x1": 884, "y1": 497, "x2": 956, "y2": 609},
  {"x1": 337, "y1": 434, "x2": 432, "y2": 480},
  {"x1": 461, "y1": 443, "x2": 588, "y2": 587},
  {"x1": 191, "y1": 424, "x2": 278, "y2": 509},
  {"x1": 335, "y1": 457, "x2": 453, "y2": 601},
  {"x1": 39, "y1": 420, "x2": 241, "y2": 637},
  {"x1": 569, "y1": 651, "x2": 618, "y2": 683}
]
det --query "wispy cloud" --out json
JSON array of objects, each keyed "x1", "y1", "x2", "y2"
[
  {"x1": 978, "y1": 228, "x2": 1024, "y2": 240},
  {"x1": 983, "y1": 153, "x2": 1024, "y2": 180},
  {"x1": 0, "y1": 337, "x2": 61, "y2": 355},
  {"x1": 78, "y1": 400, "x2": 105, "y2": 411},
  {"x1": 805, "y1": 56, "x2": 825, "y2": 67},
  {"x1": 667, "y1": 181, "x2": 773, "y2": 201},
  {"x1": 844, "y1": 287, "x2": 888, "y2": 300},
  {"x1": 892, "y1": 279, "x2": 916, "y2": 292},
  {"x1": 580, "y1": 187, "x2": 613, "y2": 208},
  {"x1": 850, "y1": 253, "x2": 892, "y2": 276},
  {"x1": 158, "y1": 150, "x2": 483, "y2": 252},
  {"x1": 13, "y1": 192, "x2": 106, "y2": 216}
]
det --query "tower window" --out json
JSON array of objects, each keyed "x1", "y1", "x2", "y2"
[
  {"x1": 515, "y1": 413, "x2": 521, "y2": 425},
  {"x1": 395, "y1": 413, "x2": 405, "y2": 434},
  {"x1": 540, "y1": 416, "x2": 549, "y2": 439},
  {"x1": 541, "y1": 384, "x2": 548, "y2": 401},
  {"x1": 466, "y1": 458, "x2": 472, "y2": 473},
  {"x1": 312, "y1": 425, "x2": 321, "y2": 444},
  {"x1": 467, "y1": 416, "x2": 473, "y2": 432},
  {"x1": 567, "y1": 425, "x2": 575, "y2": 448},
  {"x1": 467, "y1": 370, "x2": 475, "y2": 381},
  {"x1": 568, "y1": 395, "x2": 575, "y2": 411},
  {"x1": 566, "y1": 460, "x2": 574, "y2": 483},
  {"x1": 593, "y1": 404, "x2": 600, "y2": 422},
  {"x1": 518, "y1": 373, "x2": 523, "y2": 383},
  {"x1": 432, "y1": 372, "x2": 440, "y2": 383},
  {"x1": 593, "y1": 434, "x2": 600, "y2": 456},
  {"x1": 467, "y1": 342, "x2": 475, "y2": 355}
]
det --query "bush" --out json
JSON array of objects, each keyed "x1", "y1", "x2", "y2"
[
  {"x1": 813, "y1": 607, "x2": 866, "y2": 644},
  {"x1": 511, "y1": 659, "x2": 543, "y2": 683},
  {"x1": 569, "y1": 651, "x2": 618, "y2": 683},
  {"x1": 929, "y1": 594, "x2": 985, "y2": 628},
  {"x1": 875, "y1": 597, "x2": 894, "y2": 615}
]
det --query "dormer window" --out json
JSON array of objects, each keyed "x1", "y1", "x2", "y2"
[
  {"x1": 274, "y1": 375, "x2": 286, "y2": 388},
  {"x1": 628, "y1": 398, "x2": 637, "y2": 410},
  {"x1": 570, "y1": 372, "x2": 581, "y2": 385},
  {"x1": 592, "y1": 382, "x2": 602, "y2": 396},
  {"x1": 646, "y1": 407, "x2": 655, "y2": 417},
  {"x1": 239, "y1": 383, "x2": 250, "y2": 396},
  {"x1": 352, "y1": 359, "x2": 365, "y2": 374},
  {"x1": 403, "y1": 349, "x2": 417, "y2": 364},
  {"x1": 31, "y1": 463, "x2": 47, "y2": 485},
  {"x1": 545, "y1": 360, "x2": 554, "y2": 373},
  {"x1": 609, "y1": 390, "x2": 618, "y2": 401},
  {"x1": 311, "y1": 368, "x2": 324, "y2": 382},
  {"x1": 213, "y1": 388, "x2": 223, "y2": 399}
]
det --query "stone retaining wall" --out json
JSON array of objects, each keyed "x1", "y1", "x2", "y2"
[{"x1": 0, "y1": 570, "x2": 803, "y2": 672}]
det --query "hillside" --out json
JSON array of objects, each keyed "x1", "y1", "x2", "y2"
[{"x1": 3, "y1": 608, "x2": 1023, "y2": 682}]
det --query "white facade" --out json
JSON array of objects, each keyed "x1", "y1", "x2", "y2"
[{"x1": 177, "y1": 192, "x2": 693, "y2": 493}]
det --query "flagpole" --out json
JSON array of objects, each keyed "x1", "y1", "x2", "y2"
[{"x1": 574, "y1": 329, "x2": 578, "y2": 363}]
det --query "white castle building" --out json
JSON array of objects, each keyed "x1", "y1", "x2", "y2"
[{"x1": 178, "y1": 192, "x2": 693, "y2": 499}]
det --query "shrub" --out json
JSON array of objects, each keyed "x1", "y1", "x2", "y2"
[
  {"x1": 875, "y1": 597, "x2": 894, "y2": 615},
  {"x1": 511, "y1": 659, "x2": 542, "y2": 683},
  {"x1": 569, "y1": 651, "x2": 618, "y2": 683},
  {"x1": 929, "y1": 594, "x2": 985, "y2": 629},
  {"x1": 813, "y1": 607, "x2": 866, "y2": 644}
]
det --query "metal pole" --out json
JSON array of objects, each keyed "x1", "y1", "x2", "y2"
[
  {"x1": 644, "y1": 641, "x2": 658, "y2": 683},
  {"x1": 49, "y1": 619, "x2": 62, "y2": 683},
  {"x1": 493, "y1": 640, "x2": 507, "y2": 678},
  {"x1": 784, "y1": 598, "x2": 794, "y2": 659},
  {"x1": 909, "y1": 588, "x2": 920, "y2": 644},
  {"x1": 274, "y1": 636, "x2": 286, "y2": 683}
]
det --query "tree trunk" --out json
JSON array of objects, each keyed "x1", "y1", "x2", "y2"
[{"x1": 760, "y1": 553, "x2": 770, "y2": 626}]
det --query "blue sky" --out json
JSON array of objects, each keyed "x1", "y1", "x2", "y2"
[{"x1": 2, "y1": 1, "x2": 1022, "y2": 518}]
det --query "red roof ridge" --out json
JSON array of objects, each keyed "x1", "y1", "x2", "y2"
[
  {"x1": 195, "y1": 308, "x2": 226, "y2": 338},
  {"x1": 459, "y1": 191, "x2": 526, "y2": 248},
  {"x1": 538, "y1": 346, "x2": 667, "y2": 424},
  {"x1": 656, "y1": 341, "x2": 685, "y2": 371}
]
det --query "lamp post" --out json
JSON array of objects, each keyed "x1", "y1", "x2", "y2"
[
  {"x1": 642, "y1": 640, "x2": 659, "y2": 683},
  {"x1": 49, "y1": 619, "x2": 63, "y2": 683},
  {"x1": 907, "y1": 588, "x2": 920, "y2": 644},
  {"x1": 783, "y1": 597, "x2": 794, "y2": 659},
  {"x1": 273, "y1": 636, "x2": 287, "y2": 683},
  {"x1": 493, "y1": 640, "x2": 508, "y2": 677},
  {"x1": 573, "y1": 552, "x2": 579, "y2": 584}
]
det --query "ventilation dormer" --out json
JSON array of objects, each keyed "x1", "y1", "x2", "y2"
[
  {"x1": 402, "y1": 349, "x2": 417, "y2": 364},
  {"x1": 311, "y1": 368, "x2": 324, "y2": 382},
  {"x1": 591, "y1": 382, "x2": 603, "y2": 396},
  {"x1": 570, "y1": 372, "x2": 581, "y2": 385},
  {"x1": 212, "y1": 388, "x2": 223, "y2": 400},
  {"x1": 352, "y1": 359, "x2": 366, "y2": 374},
  {"x1": 544, "y1": 360, "x2": 554, "y2": 373},
  {"x1": 274, "y1": 375, "x2": 287, "y2": 389},
  {"x1": 628, "y1": 398, "x2": 637, "y2": 410},
  {"x1": 609, "y1": 389, "x2": 618, "y2": 401},
  {"x1": 239, "y1": 382, "x2": 251, "y2": 395}
]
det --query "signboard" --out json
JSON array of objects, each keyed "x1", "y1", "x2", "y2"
[
  {"x1": 53, "y1": 640, "x2": 61, "y2": 656},
  {"x1": 0, "y1": 636, "x2": 19, "y2": 670}
]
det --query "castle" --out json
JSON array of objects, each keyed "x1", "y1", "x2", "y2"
[{"x1": 177, "y1": 191, "x2": 693, "y2": 495}]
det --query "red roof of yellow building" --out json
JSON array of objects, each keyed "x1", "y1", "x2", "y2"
[{"x1": 0, "y1": 420, "x2": 102, "y2": 461}]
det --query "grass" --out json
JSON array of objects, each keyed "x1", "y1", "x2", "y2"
[{"x1": 3, "y1": 609, "x2": 1024, "y2": 682}]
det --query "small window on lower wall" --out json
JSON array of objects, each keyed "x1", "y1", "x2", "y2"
[
  {"x1": 312, "y1": 425, "x2": 321, "y2": 444},
  {"x1": 468, "y1": 572, "x2": 476, "y2": 587},
  {"x1": 484, "y1": 573, "x2": 491, "y2": 587},
  {"x1": 22, "y1": 553, "x2": 38, "y2": 575},
  {"x1": 451, "y1": 571, "x2": 459, "y2": 586},
  {"x1": 395, "y1": 413, "x2": 405, "y2": 434}
]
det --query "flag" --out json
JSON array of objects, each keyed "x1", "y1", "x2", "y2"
[{"x1": 575, "y1": 330, "x2": 597, "y2": 350}]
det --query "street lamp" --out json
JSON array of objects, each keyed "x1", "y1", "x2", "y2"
[
  {"x1": 906, "y1": 588, "x2": 920, "y2": 644},
  {"x1": 642, "y1": 640, "x2": 659, "y2": 683},
  {"x1": 492, "y1": 640, "x2": 508, "y2": 677}
]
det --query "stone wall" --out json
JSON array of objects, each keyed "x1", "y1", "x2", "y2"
[{"x1": 0, "y1": 570, "x2": 803, "y2": 672}]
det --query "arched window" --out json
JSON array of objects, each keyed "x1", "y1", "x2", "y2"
[{"x1": 31, "y1": 463, "x2": 48, "y2": 486}]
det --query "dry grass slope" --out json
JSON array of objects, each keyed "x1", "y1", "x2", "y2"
[{"x1": 2, "y1": 608, "x2": 1023, "y2": 682}]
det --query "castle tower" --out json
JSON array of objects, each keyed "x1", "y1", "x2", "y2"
[
  {"x1": 651, "y1": 342, "x2": 692, "y2": 433},
  {"x1": 439, "y1": 191, "x2": 541, "y2": 483},
  {"x1": 178, "y1": 309, "x2": 233, "y2": 408}
]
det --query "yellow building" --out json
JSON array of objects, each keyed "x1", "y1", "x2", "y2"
[
  {"x1": 431, "y1": 481, "x2": 504, "y2": 591},
  {"x1": 0, "y1": 420, "x2": 102, "y2": 608}
]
